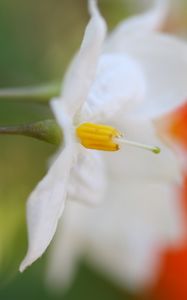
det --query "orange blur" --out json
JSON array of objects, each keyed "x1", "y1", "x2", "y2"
[
  {"x1": 146, "y1": 176, "x2": 187, "y2": 300},
  {"x1": 158, "y1": 101, "x2": 187, "y2": 151},
  {"x1": 147, "y1": 101, "x2": 187, "y2": 300}
]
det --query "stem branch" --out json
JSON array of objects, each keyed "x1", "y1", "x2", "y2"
[{"x1": 0, "y1": 83, "x2": 60, "y2": 102}]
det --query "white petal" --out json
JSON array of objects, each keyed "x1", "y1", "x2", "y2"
[
  {"x1": 106, "y1": 33, "x2": 187, "y2": 118},
  {"x1": 80, "y1": 53, "x2": 146, "y2": 123},
  {"x1": 60, "y1": 0, "x2": 106, "y2": 118},
  {"x1": 46, "y1": 180, "x2": 185, "y2": 290},
  {"x1": 50, "y1": 99, "x2": 74, "y2": 145},
  {"x1": 68, "y1": 148, "x2": 106, "y2": 205},
  {"x1": 46, "y1": 204, "x2": 83, "y2": 291},
  {"x1": 82, "y1": 181, "x2": 185, "y2": 289},
  {"x1": 107, "y1": 0, "x2": 168, "y2": 47},
  {"x1": 19, "y1": 144, "x2": 76, "y2": 272},
  {"x1": 104, "y1": 116, "x2": 182, "y2": 184}
]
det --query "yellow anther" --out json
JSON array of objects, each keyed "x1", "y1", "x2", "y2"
[{"x1": 76, "y1": 123, "x2": 121, "y2": 151}]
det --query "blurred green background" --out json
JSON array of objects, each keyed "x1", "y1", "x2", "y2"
[{"x1": 0, "y1": 0, "x2": 186, "y2": 299}]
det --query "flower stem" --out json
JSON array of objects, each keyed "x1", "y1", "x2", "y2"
[
  {"x1": 0, "y1": 120, "x2": 62, "y2": 145},
  {"x1": 0, "y1": 83, "x2": 60, "y2": 102}
]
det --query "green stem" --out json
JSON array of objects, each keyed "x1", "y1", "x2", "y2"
[
  {"x1": 0, "y1": 120, "x2": 63, "y2": 145},
  {"x1": 0, "y1": 83, "x2": 61, "y2": 102}
]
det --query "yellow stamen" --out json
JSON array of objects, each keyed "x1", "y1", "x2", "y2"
[
  {"x1": 76, "y1": 123, "x2": 120, "y2": 151},
  {"x1": 76, "y1": 123, "x2": 160, "y2": 154}
]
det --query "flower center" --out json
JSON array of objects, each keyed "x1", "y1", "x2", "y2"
[
  {"x1": 76, "y1": 123, "x2": 120, "y2": 151},
  {"x1": 76, "y1": 123, "x2": 160, "y2": 154}
]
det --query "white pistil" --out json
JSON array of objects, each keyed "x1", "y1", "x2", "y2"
[{"x1": 116, "y1": 137, "x2": 160, "y2": 154}]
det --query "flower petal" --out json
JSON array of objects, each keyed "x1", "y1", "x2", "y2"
[
  {"x1": 19, "y1": 145, "x2": 76, "y2": 272},
  {"x1": 106, "y1": 33, "x2": 187, "y2": 118},
  {"x1": 107, "y1": 0, "x2": 168, "y2": 45},
  {"x1": 80, "y1": 53, "x2": 146, "y2": 123},
  {"x1": 60, "y1": 0, "x2": 106, "y2": 118},
  {"x1": 46, "y1": 180, "x2": 185, "y2": 290},
  {"x1": 46, "y1": 205, "x2": 83, "y2": 291},
  {"x1": 82, "y1": 181, "x2": 184, "y2": 289},
  {"x1": 68, "y1": 148, "x2": 106, "y2": 205},
  {"x1": 104, "y1": 116, "x2": 182, "y2": 184}
]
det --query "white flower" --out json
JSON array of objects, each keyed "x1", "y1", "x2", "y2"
[
  {"x1": 45, "y1": 0, "x2": 187, "y2": 292},
  {"x1": 20, "y1": 0, "x2": 187, "y2": 280}
]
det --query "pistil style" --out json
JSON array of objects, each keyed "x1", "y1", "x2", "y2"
[{"x1": 76, "y1": 123, "x2": 160, "y2": 154}]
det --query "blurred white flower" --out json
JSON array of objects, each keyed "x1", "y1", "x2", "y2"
[
  {"x1": 42, "y1": 0, "x2": 187, "y2": 292},
  {"x1": 21, "y1": 0, "x2": 165, "y2": 272}
]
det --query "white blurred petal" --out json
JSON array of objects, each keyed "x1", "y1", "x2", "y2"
[
  {"x1": 80, "y1": 53, "x2": 146, "y2": 123},
  {"x1": 47, "y1": 179, "x2": 184, "y2": 290},
  {"x1": 83, "y1": 181, "x2": 184, "y2": 289},
  {"x1": 46, "y1": 211, "x2": 83, "y2": 291},
  {"x1": 20, "y1": 145, "x2": 76, "y2": 272},
  {"x1": 106, "y1": 34, "x2": 187, "y2": 118},
  {"x1": 50, "y1": 99, "x2": 74, "y2": 145},
  {"x1": 105, "y1": 116, "x2": 182, "y2": 184},
  {"x1": 61, "y1": 0, "x2": 106, "y2": 118},
  {"x1": 68, "y1": 149, "x2": 106, "y2": 205},
  {"x1": 107, "y1": 0, "x2": 168, "y2": 46}
]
